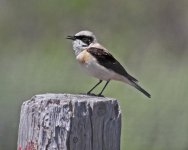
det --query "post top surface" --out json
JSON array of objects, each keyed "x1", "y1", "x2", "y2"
[
  {"x1": 36, "y1": 93, "x2": 115, "y2": 100},
  {"x1": 25, "y1": 93, "x2": 118, "y2": 105}
]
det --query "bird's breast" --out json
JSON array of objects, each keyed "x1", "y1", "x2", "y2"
[
  {"x1": 76, "y1": 50, "x2": 94, "y2": 64},
  {"x1": 76, "y1": 50, "x2": 119, "y2": 81}
]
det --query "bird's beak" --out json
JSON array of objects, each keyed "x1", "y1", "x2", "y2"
[{"x1": 66, "y1": 35, "x2": 76, "y2": 40}]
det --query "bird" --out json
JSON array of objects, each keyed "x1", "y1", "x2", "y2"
[{"x1": 66, "y1": 30, "x2": 151, "y2": 98}]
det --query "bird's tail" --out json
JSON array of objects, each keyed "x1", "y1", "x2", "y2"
[
  {"x1": 121, "y1": 73, "x2": 151, "y2": 98},
  {"x1": 130, "y1": 81, "x2": 151, "y2": 98}
]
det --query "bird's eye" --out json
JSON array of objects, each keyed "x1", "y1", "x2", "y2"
[
  {"x1": 82, "y1": 38, "x2": 90, "y2": 45},
  {"x1": 83, "y1": 38, "x2": 89, "y2": 42}
]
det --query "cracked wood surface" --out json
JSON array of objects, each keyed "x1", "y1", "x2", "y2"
[{"x1": 17, "y1": 93, "x2": 121, "y2": 150}]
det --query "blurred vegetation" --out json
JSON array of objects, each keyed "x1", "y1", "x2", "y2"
[{"x1": 0, "y1": 0, "x2": 188, "y2": 149}]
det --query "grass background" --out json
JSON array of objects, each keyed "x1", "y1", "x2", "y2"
[{"x1": 0, "y1": 0, "x2": 188, "y2": 149}]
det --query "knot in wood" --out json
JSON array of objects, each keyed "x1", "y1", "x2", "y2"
[
  {"x1": 73, "y1": 137, "x2": 78, "y2": 143},
  {"x1": 42, "y1": 113, "x2": 50, "y2": 129}
]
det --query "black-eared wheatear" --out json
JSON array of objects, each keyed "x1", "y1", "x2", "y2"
[{"x1": 67, "y1": 30, "x2": 151, "y2": 98}]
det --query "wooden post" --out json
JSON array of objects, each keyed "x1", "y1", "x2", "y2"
[{"x1": 17, "y1": 93, "x2": 121, "y2": 150}]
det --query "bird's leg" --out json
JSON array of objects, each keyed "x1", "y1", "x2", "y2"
[
  {"x1": 98, "y1": 80, "x2": 110, "y2": 97},
  {"x1": 87, "y1": 80, "x2": 103, "y2": 95}
]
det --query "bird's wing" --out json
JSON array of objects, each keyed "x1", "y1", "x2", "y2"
[{"x1": 87, "y1": 47, "x2": 138, "y2": 82}]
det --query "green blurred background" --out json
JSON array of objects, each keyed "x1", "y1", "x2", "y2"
[{"x1": 0, "y1": 0, "x2": 188, "y2": 149}]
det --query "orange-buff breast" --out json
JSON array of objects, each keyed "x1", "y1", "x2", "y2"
[{"x1": 76, "y1": 50, "x2": 92, "y2": 64}]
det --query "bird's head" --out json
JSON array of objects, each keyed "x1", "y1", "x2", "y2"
[{"x1": 67, "y1": 30, "x2": 97, "y2": 55}]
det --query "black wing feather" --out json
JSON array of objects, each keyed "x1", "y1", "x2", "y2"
[{"x1": 87, "y1": 47, "x2": 138, "y2": 82}]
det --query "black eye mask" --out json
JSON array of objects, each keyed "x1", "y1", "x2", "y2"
[{"x1": 75, "y1": 36, "x2": 94, "y2": 45}]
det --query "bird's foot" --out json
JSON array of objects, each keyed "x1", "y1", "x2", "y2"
[
  {"x1": 87, "y1": 92, "x2": 97, "y2": 96},
  {"x1": 97, "y1": 94, "x2": 104, "y2": 97},
  {"x1": 85, "y1": 92, "x2": 105, "y2": 97}
]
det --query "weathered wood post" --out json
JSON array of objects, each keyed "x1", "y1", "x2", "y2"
[{"x1": 17, "y1": 93, "x2": 121, "y2": 150}]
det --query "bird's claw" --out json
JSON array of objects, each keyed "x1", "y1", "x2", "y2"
[
  {"x1": 82, "y1": 92, "x2": 105, "y2": 97},
  {"x1": 97, "y1": 94, "x2": 104, "y2": 97},
  {"x1": 87, "y1": 93, "x2": 97, "y2": 96}
]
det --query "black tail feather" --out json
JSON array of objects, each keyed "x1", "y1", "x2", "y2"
[{"x1": 131, "y1": 82, "x2": 151, "y2": 98}]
